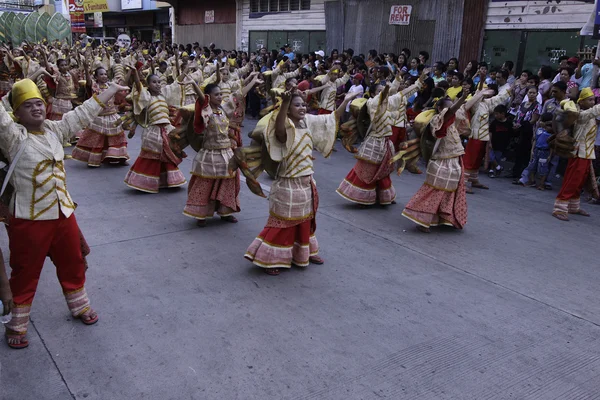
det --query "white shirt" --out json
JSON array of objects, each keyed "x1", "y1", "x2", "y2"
[
  {"x1": 522, "y1": 92, "x2": 543, "y2": 105},
  {"x1": 346, "y1": 84, "x2": 364, "y2": 112}
]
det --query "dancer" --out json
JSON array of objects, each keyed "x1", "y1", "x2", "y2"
[
  {"x1": 183, "y1": 83, "x2": 241, "y2": 226},
  {"x1": 0, "y1": 78, "x2": 128, "y2": 349},
  {"x1": 552, "y1": 88, "x2": 600, "y2": 221},
  {"x1": 402, "y1": 89, "x2": 494, "y2": 232},
  {"x1": 71, "y1": 66, "x2": 129, "y2": 167},
  {"x1": 245, "y1": 89, "x2": 359, "y2": 275},
  {"x1": 124, "y1": 67, "x2": 187, "y2": 193},
  {"x1": 337, "y1": 71, "x2": 426, "y2": 206},
  {"x1": 463, "y1": 76, "x2": 511, "y2": 191}
]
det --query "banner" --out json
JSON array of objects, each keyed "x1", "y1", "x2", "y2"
[
  {"x1": 84, "y1": 0, "x2": 109, "y2": 13},
  {"x1": 389, "y1": 5, "x2": 412, "y2": 25},
  {"x1": 69, "y1": 0, "x2": 86, "y2": 33},
  {"x1": 93, "y1": 12, "x2": 103, "y2": 27}
]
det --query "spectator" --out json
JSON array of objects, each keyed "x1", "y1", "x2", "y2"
[
  {"x1": 517, "y1": 112, "x2": 554, "y2": 189},
  {"x1": 488, "y1": 104, "x2": 513, "y2": 177}
]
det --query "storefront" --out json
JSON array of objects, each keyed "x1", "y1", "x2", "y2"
[{"x1": 482, "y1": 0, "x2": 596, "y2": 72}]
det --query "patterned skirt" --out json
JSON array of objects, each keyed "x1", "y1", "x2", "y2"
[
  {"x1": 245, "y1": 176, "x2": 320, "y2": 269},
  {"x1": 337, "y1": 138, "x2": 396, "y2": 205},
  {"x1": 183, "y1": 174, "x2": 241, "y2": 220},
  {"x1": 124, "y1": 126, "x2": 186, "y2": 193},
  {"x1": 402, "y1": 157, "x2": 467, "y2": 229},
  {"x1": 71, "y1": 113, "x2": 129, "y2": 167},
  {"x1": 48, "y1": 98, "x2": 73, "y2": 120}
]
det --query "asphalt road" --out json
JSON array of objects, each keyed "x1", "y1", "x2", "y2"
[{"x1": 1, "y1": 118, "x2": 599, "y2": 400}]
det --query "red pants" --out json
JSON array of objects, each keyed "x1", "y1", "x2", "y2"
[
  {"x1": 391, "y1": 126, "x2": 407, "y2": 152},
  {"x1": 463, "y1": 139, "x2": 486, "y2": 171},
  {"x1": 463, "y1": 138, "x2": 487, "y2": 181},
  {"x1": 7, "y1": 212, "x2": 87, "y2": 306},
  {"x1": 557, "y1": 158, "x2": 591, "y2": 201},
  {"x1": 318, "y1": 108, "x2": 333, "y2": 115}
]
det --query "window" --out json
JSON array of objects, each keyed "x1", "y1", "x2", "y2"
[{"x1": 250, "y1": 0, "x2": 310, "y2": 13}]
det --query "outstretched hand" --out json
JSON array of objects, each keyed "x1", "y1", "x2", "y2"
[{"x1": 109, "y1": 81, "x2": 130, "y2": 92}]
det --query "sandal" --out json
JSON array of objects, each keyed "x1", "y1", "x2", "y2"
[
  {"x1": 552, "y1": 212, "x2": 569, "y2": 222},
  {"x1": 571, "y1": 209, "x2": 590, "y2": 217},
  {"x1": 417, "y1": 225, "x2": 431, "y2": 233},
  {"x1": 5, "y1": 330, "x2": 29, "y2": 349},
  {"x1": 77, "y1": 309, "x2": 99, "y2": 326},
  {"x1": 471, "y1": 183, "x2": 489, "y2": 190},
  {"x1": 221, "y1": 216, "x2": 238, "y2": 223},
  {"x1": 309, "y1": 256, "x2": 324, "y2": 265},
  {"x1": 264, "y1": 268, "x2": 280, "y2": 276}
]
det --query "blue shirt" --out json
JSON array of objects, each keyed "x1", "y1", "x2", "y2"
[
  {"x1": 580, "y1": 63, "x2": 594, "y2": 88},
  {"x1": 284, "y1": 52, "x2": 295, "y2": 61},
  {"x1": 535, "y1": 127, "x2": 551, "y2": 149}
]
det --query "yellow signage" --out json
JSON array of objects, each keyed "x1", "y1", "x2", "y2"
[{"x1": 84, "y1": 0, "x2": 110, "y2": 13}]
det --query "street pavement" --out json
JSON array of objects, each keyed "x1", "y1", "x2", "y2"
[{"x1": 1, "y1": 117, "x2": 599, "y2": 400}]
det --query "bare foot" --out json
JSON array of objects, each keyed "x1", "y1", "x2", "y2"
[
  {"x1": 417, "y1": 225, "x2": 430, "y2": 233},
  {"x1": 196, "y1": 219, "x2": 207, "y2": 227},
  {"x1": 221, "y1": 216, "x2": 238, "y2": 223}
]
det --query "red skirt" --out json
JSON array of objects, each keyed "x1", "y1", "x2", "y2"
[
  {"x1": 402, "y1": 157, "x2": 468, "y2": 229},
  {"x1": 245, "y1": 179, "x2": 320, "y2": 269},
  {"x1": 183, "y1": 174, "x2": 241, "y2": 220},
  {"x1": 244, "y1": 219, "x2": 318, "y2": 269},
  {"x1": 337, "y1": 141, "x2": 396, "y2": 205},
  {"x1": 71, "y1": 129, "x2": 129, "y2": 167},
  {"x1": 124, "y1": 154, "x2": 186, "y2": 193},
  {"x1": 318, "y1": 108, "x2": 333, "y2": 115}
]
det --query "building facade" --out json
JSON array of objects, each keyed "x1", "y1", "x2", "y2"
[
  {"x1": 239, "y1": 0, "x2": 326, "y2": 53},
  {"x1": 482, "y1": 0, "x2": 596, "y2": 72}
]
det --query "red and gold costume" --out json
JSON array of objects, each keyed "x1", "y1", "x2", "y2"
[
  {"x1": 336, "y1": 82, "x2": 421, "y2": 206},
  {"x1": 553, "y1": 90, "x2": 600, "y2": 216},
  {"x1": 183, "y1": 96, "x2": 240, "y2": 220},
  {"x1": 0, "y1": 80, "x2": 103, "y2": 343},
  {"x1": 245, "y1": 112, "x2": 338, "y2": 270},
  {"x1": 402, "y1": 106, "x2": 471, "y2": 229},
  {"x1": 463, "y1": 90, "x2": 510, "y2": 185},
  {"x1": 124, "y1": 83, "x2": 186, "y2": 193},
  {"x1": 71, "y1": 81, "x2": 129, "y2": 166}
]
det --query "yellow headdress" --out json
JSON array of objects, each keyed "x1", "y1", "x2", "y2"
[
  {"x1": 182, "y1": 52, "x2": 189, "y2": 57},
  {"x1": 142, "y1": 49, "x2": 149, "y2": 55},
  {"x1": 578, "y1": 87, "x2": 594, "y2": 103},
  {"x1": 560, "y1": 99, "x2": 578, "y2": 112},
  {"x1": 10, "y1": 79, "x2": 46, "y2": 112}
]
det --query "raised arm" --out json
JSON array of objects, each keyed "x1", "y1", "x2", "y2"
[
  {"x1": 275, "y1": 91, "x2": 292, "y2": 143},
  {"x1": 179, "y1": 75, "x2": 203, "y2": 98},
  {"x1": 335, "y1": 90, "x2": 361, "y2": 121}
]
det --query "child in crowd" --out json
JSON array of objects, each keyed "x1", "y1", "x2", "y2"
[
  {"x1": 488, "y1": 104, "x2": 513, "y2": 177},
  {"x1": 518, "y1": 112, "x2": 554, "y2": 189}
]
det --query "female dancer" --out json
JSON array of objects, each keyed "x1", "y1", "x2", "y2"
[
  {"x1": 183, "y1": 83, "x2": 241, "y2": 226},
  {"x1": 245, "y1": 89, "x2": 359, "y2": 275},
  {"x1": 403, "y1": 89, "x2": 494, "y2": 232},
  {"x1": 337, "y1": 71, "x2": 427, "y2": 206},
  {"x1": 124, "y1": 67, "x2": 187, "y2": 193},
  {"x1": 71, "y1": 66, "x2": 129, "y2": 167}
]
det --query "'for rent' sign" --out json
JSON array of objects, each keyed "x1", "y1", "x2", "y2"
[{"x1": 389, "y1": 5, "x2": 412, "y2": 25}]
